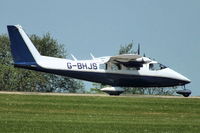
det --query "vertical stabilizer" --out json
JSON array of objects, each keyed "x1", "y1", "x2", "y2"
[{"x1": 7, "y1": 25, "x2": 41, "y2": 64}]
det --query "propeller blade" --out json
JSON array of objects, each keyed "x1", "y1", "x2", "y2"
[{"x1": 137, "y1": 43, "x2": 140, "y2": 55}]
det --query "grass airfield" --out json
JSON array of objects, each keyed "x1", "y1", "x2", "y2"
[{"x1": 0, "y1": 92, "x2": 200, "y2": 133}]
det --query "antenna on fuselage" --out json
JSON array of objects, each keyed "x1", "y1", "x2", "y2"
[
  {"x1": 71, "y1": 54, "x2": 77, "y2": 61},
  {"x1": 90, "y1": 53, "x2": 95, "y2": 59}
]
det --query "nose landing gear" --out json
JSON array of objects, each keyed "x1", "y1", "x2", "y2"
[{"x1": 176, "y1": 86, "x2": 191, "y2": 97}]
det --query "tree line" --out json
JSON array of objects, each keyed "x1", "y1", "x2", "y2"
[{"x1": 0, "y1": 33, "x2": 84, "y2": 92}]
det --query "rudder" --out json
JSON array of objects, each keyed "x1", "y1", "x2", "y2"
[{"x1": 7, "y1": 25, "x2": 41, "y2": 65}]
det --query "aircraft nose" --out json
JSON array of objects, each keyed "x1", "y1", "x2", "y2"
[
  {"x1": 173, "y1": 71, "x2": 191, "y2": 85},
  {"x1": 179, "y1": 75, "x2": 191, "y2": 84}
]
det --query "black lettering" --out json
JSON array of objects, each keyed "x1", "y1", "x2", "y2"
[
  {"x1": 67, "y1": 62, "x2": 72, "y2": 69},
  {"x1": 88, "y1": 63, "x2": 93, "y2": 69},
  {"x1": 77, "y1": 63, "x2": 82, "y2": 69},
  {"x1": 82, "y1": 63, "x2": 87, "y2": 69},
  {"x1": 93, "y1": 63, "x2": 97, "y2": 69}
]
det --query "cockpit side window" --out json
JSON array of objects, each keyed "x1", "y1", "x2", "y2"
[
  {"x1": 160, "y1": 64, "x2": 167, "y2": 69},
  {"x1": 111, "y1": 63, "x2": 121, "y2": 70},
  {"x1": 149, "y1": 63, "x2": 166, "y2": 71},
  {"x1": 99, "y1": 63, "x2": 107, "y2": 70}
]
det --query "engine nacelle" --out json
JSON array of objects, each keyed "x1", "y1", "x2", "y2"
[{"x1": 100, "y1": 87, "x2": 124, "y2": 95}]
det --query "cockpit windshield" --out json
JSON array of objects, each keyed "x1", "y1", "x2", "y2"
[{"x1": 149, "y1": 63, "x2": 167, "y2": 71}]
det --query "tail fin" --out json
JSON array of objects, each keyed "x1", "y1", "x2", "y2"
[{"x1": 7, "y1": 25, "x2": 41, "y2": 66}]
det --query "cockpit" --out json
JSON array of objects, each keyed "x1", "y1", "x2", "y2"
[{"x1": 149, "y1": 63, "x2": 167, "y2": 71}]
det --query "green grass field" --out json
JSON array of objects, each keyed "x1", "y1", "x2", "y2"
[{"x1": 0, "y1": 93, "x2": 200, "y2": 133}]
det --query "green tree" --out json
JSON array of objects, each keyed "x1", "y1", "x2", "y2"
[
  {"x1": 90, "y1": 83, "x2": 107, "y2": 93},
  {"x1": 118, "y1": 43, "x2": 134, "y2": 55},
  {"x1": 0, "y1": 33, "x2": 84, "y2": 92}
]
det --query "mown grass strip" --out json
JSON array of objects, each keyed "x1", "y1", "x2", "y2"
[{"x1": 0, "y1": 94, "x2": 199, "y2": 133}]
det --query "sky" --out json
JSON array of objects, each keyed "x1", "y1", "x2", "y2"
[{"x1": 0, "y1": 0, "x2": 199, "y2": 95}]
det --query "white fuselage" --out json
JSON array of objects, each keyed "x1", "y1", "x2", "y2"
[{"x1": 33, "y1": 55, "x2": 190, "y2": 87}]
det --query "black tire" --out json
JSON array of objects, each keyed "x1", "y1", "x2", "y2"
[
  {"x1": 109, "y1": 93, "x2": 120, "y2": 96},
  {"x1": 183, "y1": 93, "x2": 190, "y2": 97}
]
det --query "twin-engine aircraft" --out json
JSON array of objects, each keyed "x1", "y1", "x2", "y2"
[{"x1": 7, "y1": 25, "x2": 191, "y2": 97}]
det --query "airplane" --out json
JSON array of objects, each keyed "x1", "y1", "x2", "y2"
[{"x1": 7, "y1": 25, "x2": 191, "y2": 97}]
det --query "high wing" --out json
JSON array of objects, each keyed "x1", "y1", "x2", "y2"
[{"x1": 106, "y1": 54, "x2": 151, "y2": 68}]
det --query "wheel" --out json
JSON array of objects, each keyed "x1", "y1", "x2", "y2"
[
  {"x1": 183, "y1": 93, "x2": 190, "y2": 97},
  {"x1": 176, "y1": 89, "x2": 191, "y2": 97},
  {"x1": 109, "y1": 92, "x2": 121, "y2": 96},
  {"x1": 109, "y1": 94, "x2": 120, "y2": 96}
]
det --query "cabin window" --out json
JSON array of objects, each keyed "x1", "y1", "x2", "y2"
[
  {"x1": 99, "y1": 64, "x2": 107, "y2": 70},
  {"x1": 149, "y1": 63, "x2": 166, "y2": 71},
  {"x1": 111, "y1": 64, "x2": 120, "y2": 70},
  {"x1": 116, "y1": 64, "x2": 121, "y2": 70},
  {"x1": 126, "y1": 67, "x2": 136, "y2": 70}
]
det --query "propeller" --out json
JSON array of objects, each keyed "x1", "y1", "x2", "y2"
[{"x1": 137, "y1": 43, "x2": 140, "y2": 55}]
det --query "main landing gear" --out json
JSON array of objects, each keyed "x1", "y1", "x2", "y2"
[
  {"x1": 100, "y1": 87, "x2": 124, "y2": 96},
  {"x1": 176, "y1": 86, "x2": 191, "y2": 97}
]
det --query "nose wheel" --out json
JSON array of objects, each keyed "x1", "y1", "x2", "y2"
[{"x1": 176, "y1": 86, "x2": 191, "y2": 97}]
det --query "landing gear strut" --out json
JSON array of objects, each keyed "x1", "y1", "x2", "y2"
[{"x1": 176, "y1": 86, "x2": 191, "y2": 97}]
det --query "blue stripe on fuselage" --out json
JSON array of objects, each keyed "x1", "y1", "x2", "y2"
[{"x1": 15, "y1": 64, "x2": 187, "y2": 87}]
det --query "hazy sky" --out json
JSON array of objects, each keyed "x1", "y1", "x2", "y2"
[{"x1": 0, "y1": 0, "x2": 199, "y2": 95}]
